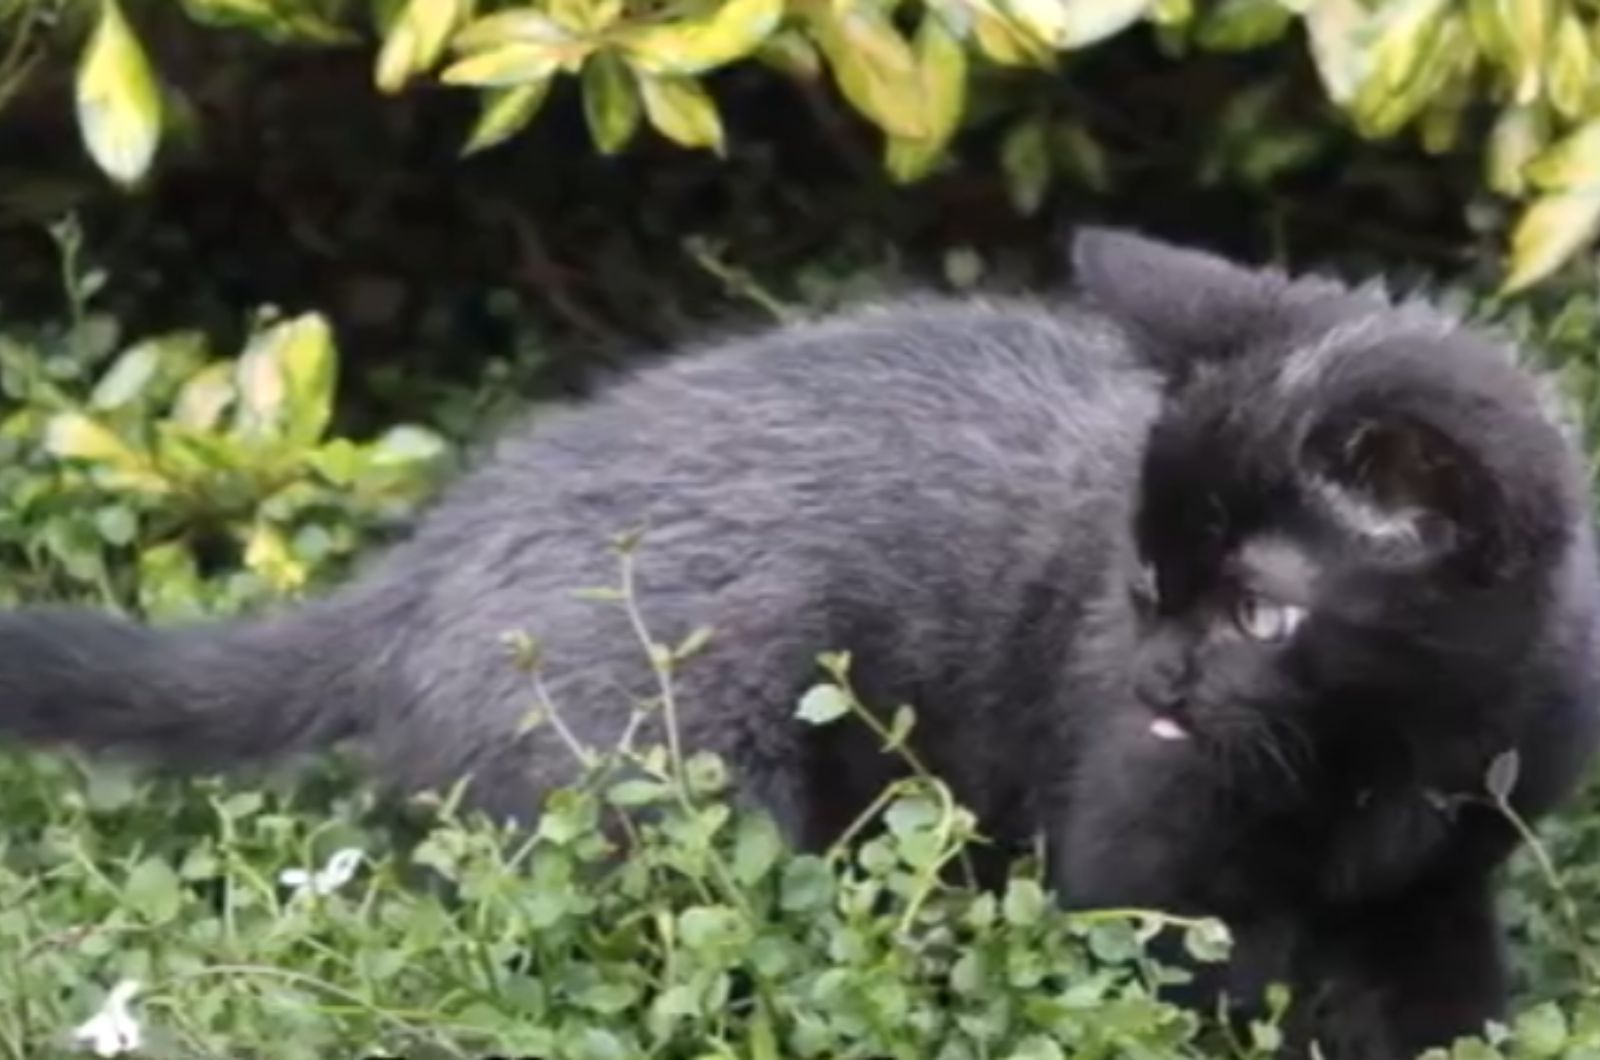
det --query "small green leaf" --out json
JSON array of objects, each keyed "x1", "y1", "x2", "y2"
[
  {"x1": 1183, "y1": 917, "x2": 1233, "y2": 962},
  {"x1": 1486, "y1": 749, "x2": 1521, "y2": 802},
  {"x1": 638, "y1": 75, "x2": 725, "y2": 154},
  {"x1": 1000, "y1": 114, "x2": 1052, "y2": 215},
  {"x1": 1005, "y1": 0, "x2": 1152, "y2": 49},
  {"x1": 1002, "y1": 878, "x2": 1046, "y2": 927},
  {"x1": 796, "y1": 684, "x2": 851, "y2": 726},
  {"x1": 607, "y1": 779, "x2": 673, "y2": 807},
  {"x1": 1514, "y1": 1002, "x2": 1569, "y2": 1056},
  {"x1": 89, "y1": 340, "x2": 164, "y2": 409},
  {"x1": 463, "y1": 80, "x2": 553, "y2": 155},
  {"x1": 733, "y1": 813, "x2": 783, "y2": 884},
  {"x1": 124, "y1": 856, "x2": 183, "y2": 924},
  {"x1": 582, "y1": 51, "x2": 642, "y2": 155}
]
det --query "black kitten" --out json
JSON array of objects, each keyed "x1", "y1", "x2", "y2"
[{"x1": 1, "y1": 231, "x2": 1595, "y2": 1058}]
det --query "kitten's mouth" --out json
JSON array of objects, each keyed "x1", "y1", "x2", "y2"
[{"x1": 1148, "y1": 716, "x2": 1192, "y2": 742}]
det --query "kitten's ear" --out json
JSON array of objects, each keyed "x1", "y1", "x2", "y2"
[
  {"x1": 1303, "y1": 413, "x2": 1499, "y2": 571},
  {"x1": 1071, "y1": 228, "x2": 1285, "y2": 360}
]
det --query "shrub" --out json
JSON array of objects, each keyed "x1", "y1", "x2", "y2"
[
  {"x1": 10, "y1": 0, "x2": 1600, "y2": 293},
  {"x1": 0, "y1": 217, "x2": 449, "y2": 617}
]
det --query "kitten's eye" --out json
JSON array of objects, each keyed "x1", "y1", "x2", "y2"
[{"x1": 1231, "y1": 593, "x2": 1307, "y2": 643}]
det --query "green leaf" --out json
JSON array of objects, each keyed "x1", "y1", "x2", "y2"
[
  {"x1": 1182, "y1": 917, "x2": 1233, "y2": 962},
  {"x1": 1525, "y1": 120, "x2": 1600, "y2": 193},
  {"x1": 45, "y1": 412, "x2": 150, "y2": 475},
  {"x1": 884, "y1": 11, "x2": 968, "y2": 183},
  {"x1": 795, "y1": 684, "x2": 851, "y2": 725},
  {"x1": 733, "y1": 813, "x2": 783, "y2": 884},
  {"x1": 810, "y1": 1, "x2": 927, "y2": 139},
  {"x1": 1195, "y1": 0, "x2": 1292, "y2": 51},
  {"x1": 75, "y1": 0, "x2": 164, "y2": 186},
  {"x1": 1514, "y1": 1003, "x2": 1569, "y2": 1056},
  {"x1": 621, "y1": 0, "x2": 783, "y2": 76},
  {"x1": 1000, "y1": 114, "x2": 1052, "y2": 215},
  {"x1": 607, "y1": 779, "x2": 672, "y2": 807},
  {"x1": 1547, "y1": 12, "x2": 1591, "y2": 120},
  {"x1": 1302, "y1": 0, "x2": 1369, "y2": 104},
  {"x1": 678, "y1": 904, "x2": 744, "y2": 951},
  {"x1": 1486, "y1": 749, "x2": 1521, "y2": 802},
  {"x1": 89, "y1": 340, "x2": 164, "y2": 409},
  {"x1": 369, "y1": 424, "x2": 449, "y2": 467},
  {"x1": 582, "y1": 51, "x2": 642, "y2": 155},
  {"x1": 124, "y1": 856, "x2": 183, "y2": 924},
  {"x1": 779, "y1": 855, "x2": 835, "y2": 911},
  {"x1": 638, "y1": 75, "x2": 725, "y2": 154},
  {"x1": 1502, "y1": 192, "x2": 1600, "y2": 294},
  {"x1": 94, "y1": 504, "x2": 138, "y2": 546},
  {"x1": 463, "y1": 80, "x2": 553, "y2": 155},
  {"x1": 1003, "y1": 0, "x2": 1152, "y2": 49},
  {"x1": 1487, "y1": 104, "x2": 1549, "y2": 197},
  {"x1": 1002, "y1": 878, "x2": 1046, "y2": 927},
  {"x1": 375, "y1": 0, "x2": 473, "y2": 93}
]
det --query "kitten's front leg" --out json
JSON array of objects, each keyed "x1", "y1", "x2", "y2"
[
  {"x1": 1301, "y1": 874, "x2": 1508, "y2": 1060},
  {"x1": 1051, "y1": 726, "x2": 1295, "y2": 1018}
]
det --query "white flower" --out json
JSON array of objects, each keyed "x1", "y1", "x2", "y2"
[
  {"x1": 279, "y1": 847, "x2": 363, "y2": 898},
  {"x1": 71, "y1": 979, "x2": 142, "y2": 1057}
]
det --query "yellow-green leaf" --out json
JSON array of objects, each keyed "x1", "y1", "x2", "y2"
[
  {"x1": 171, "y1": 362, "x2": 237, "y2": 431},
  {"x1": 1195, "y1": 0, "x2": 1292, "y2": 52},
  {"x1": 622, "y1": 0, "x2": 784, "y2": 76},
  {"x1": 639, "y1": 75, "x2": 725, "y2": 154},
  {"x1": 1487, "y1": 104, "x2": 1548, "y2": 196},
  {"x1": 1418, "y1": 59, "x2": 1475, "y2": 155},
  {"x1": 1350, "y1": 2, "x2": 1461, "y2": 138},
  {"x1": 969, "y1": 4, "x2": 1054, "y2": 66},
  {"x1": 756, "y1": 29, "x2": 823, "y2": 80},
  {"x1": 234, "y1": 314, "x2": 335, "y2": 447},
  {"x1": 549, "y1": 0, "x2": 621, "y2": 33},
  {"x1": 462, "y1": 80, "x2": 553, "y2": 155},
  {"x1": 244, "y1": 521, "x2": 307, "y2": 591},
  {"x1": 1547, "y1": 11, "x2": 1590, "y2": 119},
  {"x1": 275, "y1": 313, "x2": 338, "y2": 447},
  {"x1": 45, "y1": 411, "x2": 144, "y2": 469},
  {"x1": 811, "y1": 2, "x2": 926, "y2": 138},
  {"x1": 375, "y1": 0, "x2": 475, "y2": 93},
  {"x1": 1302, "y1": 0, "x2": 1370, "y2": 104},
  {"x1": 1002, "y1": 0, "x2": 1152, "y2": 49},
  {"x1": 582, "y1": 51, "x2": 641, "y2": 154},
  {"x1": 1525, "y1": 118, "x2": 1600, "y2": 192},
  {"x1": 1504, "y1": 0, "x2": 1551, "y2": 105},
  {"x1": 75, "y1": 0, "x2": 164, "y2": 186},
  {"x1": 453, "y1": 8, "x2": 571, "y2": 52},
  {"x1": 884, "y1": 13, "x2": 967, "y2": 183},
  {"x1": 441, "y1": 43, "x2": 566, "y2": 86},
  {"x1": 1502, "y1": 191, "x2": 1600, "y2": 293},
  {"x1": 1466, "y1": 0, "x2": 1512, "y2": 65},
  {"x1": 1364, "y1": 0, "x2": 1449, "y2": 96}
]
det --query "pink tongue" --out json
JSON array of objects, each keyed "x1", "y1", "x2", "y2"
[{"x1": 1149, "y1": 717, "x2": 1190, "y2": 742}]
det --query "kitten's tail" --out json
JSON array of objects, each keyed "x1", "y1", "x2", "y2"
[{"x1": 0, "y1": 593, "x2": 399, "y2": 771}]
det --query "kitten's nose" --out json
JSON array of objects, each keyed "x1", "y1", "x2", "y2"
[{"x1": 1135, "y1": 653, "x2": 1187, "y2": 714}]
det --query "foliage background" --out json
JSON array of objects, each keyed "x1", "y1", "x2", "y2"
[{"x1": 6, "y1": 1, "x2": 1600, "y2": 1057}]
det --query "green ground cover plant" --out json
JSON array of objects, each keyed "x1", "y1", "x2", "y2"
[{"x1": 1, "y1": 230, "x2": 1600, "y2": 1058}]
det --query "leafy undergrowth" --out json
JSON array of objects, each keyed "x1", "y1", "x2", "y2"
[{"x1": 6, "y1": 232, "x2": 1600, "y2": 1058}]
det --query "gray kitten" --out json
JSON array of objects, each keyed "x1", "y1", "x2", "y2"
[{"x1": 3, "y1": 231, "x2": 1597, "y2": 1059}]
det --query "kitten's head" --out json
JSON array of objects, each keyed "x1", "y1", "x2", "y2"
[{"x1": 1073, "y1": 229, "x2": 1586, "y2": 766}]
